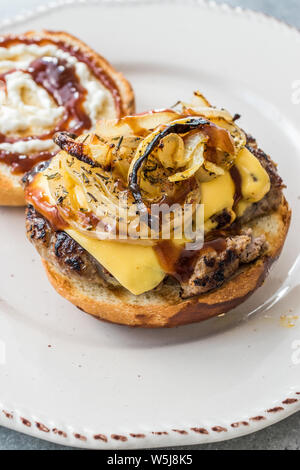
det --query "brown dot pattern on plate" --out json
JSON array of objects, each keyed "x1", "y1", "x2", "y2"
[
  {"x1": 231, "y1": 421, "x2": 249, "y2": 428},
  {"x1": 266, "y1": 407, "x2": 284, "y2": 413},
  {"x1": 53, "y1": 428, "x2": 67, "y2": 438},
  {"x1": 1, "y1": 396, "x2": 299, "y2": 444},
  {"x1": 282, "y1": 398, "x2": 298, "y2": 405},
  {"x1": 36, "y1": 422, "x2": 50, "y2": 432},
  {"x1": 74, "y1": 433, "x2": 87, "y2": 441},
  {"x1": 191, "y1": 427, "x2": 209, "y2": 435},
  {"x1": 172, "y1": 429, "x2": 188, "y2": 435},
  {"x1": 212, "y1": 426, "x2": 227, "y2": 433},
  {"x1": 250, "y1": 416, "x2": 266, "y2": 421},
  {"x1": 21, "y1": 418, "x2": 31, "y2": 427},
  {"x1": 111, "y1": 434, "x2": 128, "y2": 442},
  {"x1": 94, "y1": 434, "x2": 108, "y2": 442}
]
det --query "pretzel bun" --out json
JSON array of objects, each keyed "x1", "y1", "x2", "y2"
[{"x1": 0, "y1": 30, "x2": 135, "y2": 206}]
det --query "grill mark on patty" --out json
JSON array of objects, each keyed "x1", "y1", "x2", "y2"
[
  {"x1": 180, "y1": 230, "x2": 267, "y2": 298},
  {"x1": 26, "y1": 205, "x2": 118, "y2": 287}
]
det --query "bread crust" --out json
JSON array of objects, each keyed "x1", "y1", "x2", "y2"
[
  {"x1": 42, "y1": 198, "x2": 291, "y2": 328},
  {"x1": 0, "y1": 30, "x2": 135, "y2": 206},
  {"x1": 0, "y1": 166, "x2": 25, "y2": 206}
]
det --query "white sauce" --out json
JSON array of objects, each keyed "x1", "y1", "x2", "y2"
[
  {"x1": 0, "y1": 139, "x2": 55, "y2": 153},
  {"x1": 0, "y1": 71, "x2": 64, "y2": 134},
  {"x1": 0, "y1": 43, "x2": 107, "y2": 155}
]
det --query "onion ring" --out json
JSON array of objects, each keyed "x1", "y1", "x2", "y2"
[{"x1": 128, "y1": 117, "x2": 235, "y2": 207}]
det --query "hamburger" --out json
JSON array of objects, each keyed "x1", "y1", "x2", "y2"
[{"x1": 24, "y1": 92, "x2": 291, "y2": 327}]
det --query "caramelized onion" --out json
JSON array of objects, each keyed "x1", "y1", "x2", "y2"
[
  {"x1": 128, "y1": 117, "x2": 235, "y2": 207},
  {"x1": 53, "y1": 132, "x2": 101, "y2": 168},
  {"x1": 48, "y1": 97, "x2": 245, "y2": 242}
]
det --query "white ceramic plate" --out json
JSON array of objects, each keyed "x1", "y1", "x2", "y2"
[{"x1": 0, "y1": 0, "x2": 299, "y2": 449}]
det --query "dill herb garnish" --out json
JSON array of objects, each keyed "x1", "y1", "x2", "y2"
[
  {"x1": 87, "y1": 192, "x2": 98, "y2": 202},
  {"x1": 116, "y1": 136, "x2": 124, "y2": 151},
  {"x1": 170, "y1": 100, "x2": 181, "y2": 109},
  {"x1": 82, "y1": 173, "x2": 90, "y2": 184},
  {"x1": 95, "y1": 134, "x2": 105, "y2": 142},
  {"x1": 81, "y1": 166, "x2": 92, "y2": 175},
  {"x1": 57, "y1": 195, "x2": 66, "y2": 204},
  {"x1": 46, "y1": 173, "x2": 60, "y2": 180},
  {"x1": 96, "y1": 173, "x2": 109, "y2": 181},
  {"x1": 82, "y1": 134, "x2": 90, "y2": 144}
]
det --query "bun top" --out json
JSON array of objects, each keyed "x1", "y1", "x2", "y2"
[{"x1": 0, "y1": 31, "x2": 132, "y2": 174}]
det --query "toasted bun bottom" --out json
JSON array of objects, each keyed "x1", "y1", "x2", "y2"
[
  {"x1": 0, "y1": 30, "x2": 135, "y2": 206},
  {"x1": 42, "y1": 198, "x2": 291, "y2": 328}
]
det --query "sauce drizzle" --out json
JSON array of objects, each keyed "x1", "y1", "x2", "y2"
[
  {"x1": 155, "y1": 237, "x2": 228, "y2": 282},
  {"x1": 25, "y1": 186, "x2": 68, "y2": 231},
  {"x1": 0, "y1": 35, "x2": 122, "y2": 173},
  {"x1": 230, "y1": 166, "x2": 242, "y2": 208},
  {"x1": 0, "y1": 150, "x2": 55, "y2": 174},
  {"x1": 29, "y1": 56, "x2": 92, "y2": 135}
]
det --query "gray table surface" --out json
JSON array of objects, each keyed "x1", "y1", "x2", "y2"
[{"x1": 0, "y1": 0, "x2": 299, "y2": 451}]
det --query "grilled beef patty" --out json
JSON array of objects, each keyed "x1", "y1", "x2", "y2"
[
  {"x1": 180, "y1": 229, "x2": 267, "y2": 298},
  {"x1": 26, "y1": 204, "x2": 119, "y2": 288}
]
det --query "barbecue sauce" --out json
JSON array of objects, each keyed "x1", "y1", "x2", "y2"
[
  {"x1": 0, "y1": 150, "x2": 55, "y2": 174},
  {"x1": 230, "y1": 165, "x2": 242, "y2": 208},
  {"x1": 154, "y1": 237, "x2": 227, "y2": 283},
  {"x1": 25, "y1": 186, "x2": 68, "y2": 231},
  {"x1": 0, "y1": 35, "x2": 122, "y2": 173}
]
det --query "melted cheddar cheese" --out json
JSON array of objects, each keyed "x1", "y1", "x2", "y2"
[
  {"x1": 201, "y1": 172, "x2": 236, "y2": 232},
  {"x1": 202, "y1": 147, "x2": 270, "y2": 228},
  {"x1": 66, "y1": 229, "x2": 165, "y2": 295},
  {"x1": 235, "y1": 147, "x2": 270, "y2": 217}
]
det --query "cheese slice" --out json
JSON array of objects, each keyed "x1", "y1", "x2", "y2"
[
  {"x1": 235, "y1": 147, "x2": 270, "y2": 203},
  {"x1": 201, "y1": 171, "x2": 236, "y2": 231},
  {"x1": 201, "y1": 148, "x2": 271, "y2": 224},
  {"x1": 235, "y1": 147, "x2": 271, "y2": 217},
  {"x1": 201, "y1": 172, "x2": 235, "y2": 221},
  {"x1": 66, "y1": 229, "x2": 165, "y2": 295},
  {"x1": 33, "y1": 168, "x2": 165, "y2": 296}
]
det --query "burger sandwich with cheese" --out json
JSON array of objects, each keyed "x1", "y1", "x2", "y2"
[{"x1": 24, "y1": 92, "x2": 291, "y2": 327}]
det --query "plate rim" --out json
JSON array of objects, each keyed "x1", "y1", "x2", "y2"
[
  {"x1": 0, "y1": 0, "x2": 299, "y2": 449},
  {"x1": 1, "y1": 0, "x2": 300, "y2": 38}
]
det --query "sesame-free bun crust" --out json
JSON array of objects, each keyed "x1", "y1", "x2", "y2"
[
  {"x1": 42, "y1": 198, "x2": 291, "y2": 328},
  {"x1": 0, "y1": 30, "x2": 135, "y2": 206},
  {"x1": 0, "y1": 163, "x2": 25, "y2": 206}
]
